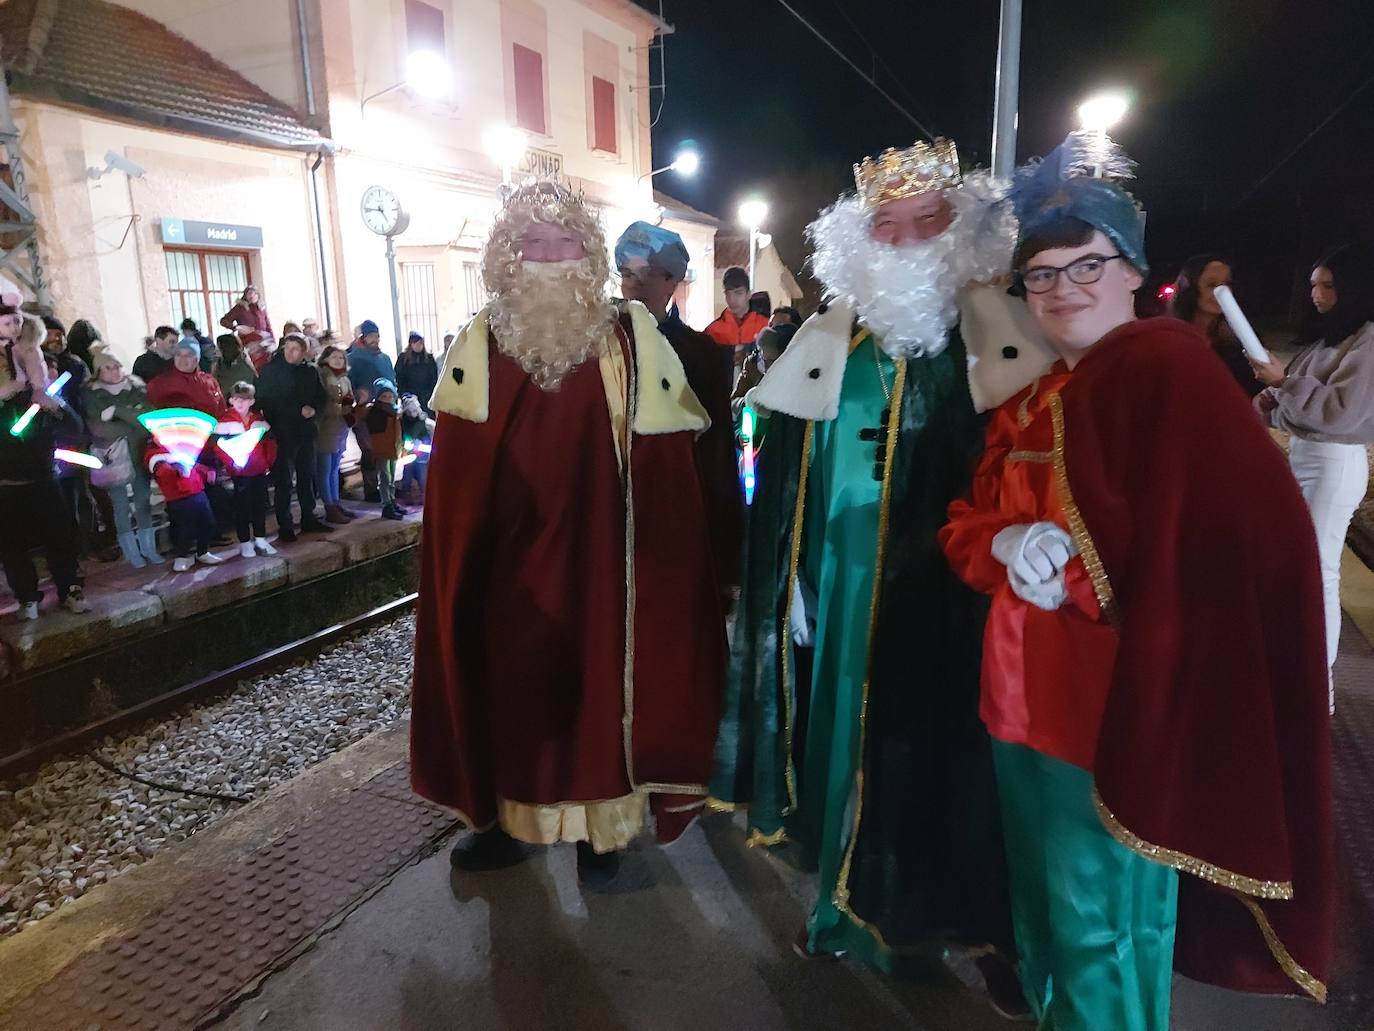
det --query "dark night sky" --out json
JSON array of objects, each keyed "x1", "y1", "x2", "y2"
[{"x1": 640, "y1": 0, "x2": 1374, "y2": 320}]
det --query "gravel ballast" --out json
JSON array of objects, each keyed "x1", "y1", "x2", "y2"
[{"x1": 0, "y1": 612, "x2": 415, "y2": 937}]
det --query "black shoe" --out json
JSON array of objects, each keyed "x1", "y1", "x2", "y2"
[
  {"x1": 392, "y1": 501, "x2": 409, "y2": 514},
  {"x1": 575, "y1": 841, "x2": 622, "y2": 887},
  {"x1": 450, "y1": 827, "x2": 527, "y2": 872},
  {"x1": 974, "y1": 950, "x2": 1033, "y2": 1023},
  {"x1": 278, "y1": 527, "x2": 297, "y2": 543},
  {"x1": 299, "y1": 519, "x2": 335, "y2": 534},
  {"x1": 381, "y1": 504, "x2": 405, "y2": 521}
]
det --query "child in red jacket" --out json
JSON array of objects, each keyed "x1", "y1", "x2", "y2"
[
  {"x1": 147, "y1": 440, "x2": 222, "y2": 572},
  {"x1": 216, "y1": 381, "x2": 279, "y2": 559}
]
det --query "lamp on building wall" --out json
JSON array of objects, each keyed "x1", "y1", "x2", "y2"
[
  {"x1": 483, "y1": 126, "x2": 529, "y2": 197},
  {"x1": 637, "y1": 146, "x2": 701, "y2": 184},
  {"x1": 738, "y1": 199, "x2": 768, "y2": 287},
  {"x1": 360, "y1": 50, "x2": 452, "y2": 113}
]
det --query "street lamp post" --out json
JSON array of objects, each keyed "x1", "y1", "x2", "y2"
[
  {"x1": 1077, "y1": 91, "x2": 1131, "y2": 176},
  {"x1": 636, "y1": 148, "x2": 701, "y2": 184},
  {"x1": 991, "y1": 0, "x2": 1023, "y2": 180},
  {"x1": 738, "y1": 199, "x2": 768, "y2": 288},
  {"x1": 483, "y1": 126, "x2": 529, "y2": 199}
]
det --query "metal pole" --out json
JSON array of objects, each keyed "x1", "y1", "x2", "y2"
[
  {"x1": 385, "y1": 234, "x2": 403, "y2": 358},
  {"x1": 990, "y1": 0, "x2": 1023, "y2": 180},
  {"x1": 748, "y1": 227, "x2": 757, "y2": 289}
]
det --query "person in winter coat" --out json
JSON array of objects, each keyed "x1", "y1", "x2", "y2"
[
  {"x1": 346, "y1": 320, "x2": 394, "y2": 502},
  {"x1": 82, "y1": 345, "x2": 161, "y2": 568},
  {"x1": 213, "y1": 332, "x2": 257, "y2": 399},
  {"x1": 66, "y1": 318, "x2": 102, "y2": 370},
  {"x1": 146, "y1": 338, "x2": 227, "y2": 417},
  {"x1": 315, "y1": 344, "x2": 355, "y2": 523},
  {"x1": 256, "y1": 333, "x2": 331, "y2": 540},
  {"x1": 358, "y1": 377, "x2": 404, "y2": 519},
  {"x1": 398, "y1": 392, "x2": 434, "y2": 502},
  {"x1": 132, "y1": 326, "x2": 179, "y2": 384},
  {"x1": 180, "y1": 318, "x2": 218, "y2": 373},
  {"x1": 394, "y1": 331, "x2": 439, "y2": 414},
  {"x1": 219, "y1": 285, "x2": 274, "y2": 345},
  {"x1": 147, "y1": 440, "x2": 222, "y2": 572},
  {"x1": 216, "y1": 381, "x2": 279, "y2": 559}
]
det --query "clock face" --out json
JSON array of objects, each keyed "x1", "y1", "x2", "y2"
[{"x1": 361, "y1": 186, "x2": 405, "y2": 236}]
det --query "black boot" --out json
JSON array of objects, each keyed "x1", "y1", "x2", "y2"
[
  {"x1": 575, "y1": 841, "x2": 622, "y2": 887},
  {"x1": 449, "y1": 827, "x2": 527, "y2": 872}
]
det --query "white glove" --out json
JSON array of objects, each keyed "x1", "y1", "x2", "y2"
[
  {"x1": 790, "y1": 576, "x2": 818, "y2": 647},
  {"x1": 991, "y1": 522, "x2": 1077, "y2": 611},
  {"x1": 101, "y1": 405, "x2": 115, "y2": 421}
]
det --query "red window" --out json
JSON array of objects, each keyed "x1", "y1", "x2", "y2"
[
  {"x1": 513, "y1": 44, "x2": 545, "y2": 134},
  {"x1": 591, "y1": 75, "x2": 616, "y2": 153},
  {"x1": 406, "y1": 0, "x2": 445, "y2": 55}
]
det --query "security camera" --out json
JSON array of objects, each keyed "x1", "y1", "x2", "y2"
[{"x1": 87, "y1": 150, "x2": 146, "y2": 180}]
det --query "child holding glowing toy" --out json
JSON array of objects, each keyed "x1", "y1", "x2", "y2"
[
  {"x1": 398, "y1": 392, "x2": 433, "y2": 502},
  {"x1": 147, "y1": 437, "x2": 223, "y2": 573},
  {"x1": 359, "y1": 377, "x2": 404, "y2": 521},
  {"x1": 216, "y1": 381, "x2": 278, "y2": 559}
]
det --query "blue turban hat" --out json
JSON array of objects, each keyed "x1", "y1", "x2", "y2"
[
  {"x1": 1011, "y1": 130, "x2": 1148, "y2": 275},
  {"x1": 614, "y1": 221, "x2": 690, "y2": 281}
]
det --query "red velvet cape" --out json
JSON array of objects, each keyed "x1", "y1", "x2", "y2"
[
  {"x1": 409, "y1": 321, "x2": 727, "y2": 842},
  {"x1": 1058, "y1": 318, "x2": 1333, "y2": 1000}
]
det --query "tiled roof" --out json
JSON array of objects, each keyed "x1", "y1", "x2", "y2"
[{"x1": 0, "y1": 0, "x2": 323, "y2": 149}]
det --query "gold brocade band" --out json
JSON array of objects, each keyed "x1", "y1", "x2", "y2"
[
  {"x1": 832, "y1": 351, "x2": 908, "y2": 948},
  {"x1": 779, "y1": 421, "x2": 816, "y2": 815},
  {"x1": 1233, "y1": 894, "x2": 1327, "y2": 1003},
  {"x1": 1006, "y1": 449, "x2": 1052, "y2": 464},
  {"x1": 1047, "y1": 391, "x2": 1120, "y2": 625},
  {"x1": 499, "y1": 793, "x2": 647, "y2": 853},
  {"x1": 1092, "y1": 788, "x2": 1293, "y2": 900},
  {"x1": 746, "y1": 827, "x2": 789, "y2": 848}
]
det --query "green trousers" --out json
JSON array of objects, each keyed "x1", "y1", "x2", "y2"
[{"x1": 992, "y1": 741, "x2": 1179, "y2": 1031}]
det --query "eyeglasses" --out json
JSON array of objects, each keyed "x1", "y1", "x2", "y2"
[{"x1": 1019, "y1": 254, "x2": 1123, "y2": 294}]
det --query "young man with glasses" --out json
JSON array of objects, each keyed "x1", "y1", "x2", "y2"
[{"x1": 941, "y1": 132, "x2": 1333, "y2": 1029}]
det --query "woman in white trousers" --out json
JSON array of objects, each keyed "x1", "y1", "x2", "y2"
[{"x1": 1255, "y1": 244, "x2": 1374, "y2": 712}]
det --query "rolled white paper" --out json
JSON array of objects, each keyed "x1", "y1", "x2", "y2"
[{"x1": 1213, "y1": 285, "x2": 1271, "y2": 364}]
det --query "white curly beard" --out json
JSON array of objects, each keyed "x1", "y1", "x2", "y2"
[
  {"x1": 489, "y1": 260, "x2": 615, "y2": 391},
  {"x1": 807, "y1": 173, "x2": 1018, "y2": 359}
]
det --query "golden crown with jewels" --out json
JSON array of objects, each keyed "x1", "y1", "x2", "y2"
[{"x1": 854, "y1": 138, "x2": 962, "y2": 208}]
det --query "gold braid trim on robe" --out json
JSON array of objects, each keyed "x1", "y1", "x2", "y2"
[{"x1": 498, "y1": 794, "x2": 648, "y2": 855}]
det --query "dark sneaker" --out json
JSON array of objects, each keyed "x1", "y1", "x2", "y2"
[
  {"x1": 381, "y1": 504, "x2": 405, "y2": 521},
  {"x1": 61, "y1": 587, "x2": 92, "y2": 614},
  {"x1": 278, "y1": 527, "x2": 298, "y2": 543},
  {"x1": 450, "y1": 828, "x2": 527, "y2": 872},
  {"x1": 575, "y1": 841, "x2": 622, "y2": 887},
  {"x1": 974, "y1": 950, "x2": 1034, "y2": 1023},
  {"x1": 299, "y1": 520, "x2": 335, "y2": 534}
]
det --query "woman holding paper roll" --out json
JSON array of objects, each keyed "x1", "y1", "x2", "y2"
[
  {"x1": 1168, "y1": 254, "x2": 1264, "y2": 397},
  {"x1": 1254, "y1": 243, "x2": 1374, "y2": 708}
]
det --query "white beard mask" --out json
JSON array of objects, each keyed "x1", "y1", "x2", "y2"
[
  {"x1": 807, "y1": 173, "x2": 1017, "y2": 359},
  {"x1": 488, "y1": 259, "x2": 614, "y2": 391}
]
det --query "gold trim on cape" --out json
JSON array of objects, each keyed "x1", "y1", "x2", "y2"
[
  {"x1": 779, "y1": 421, "x2": 816, "y2": 814},
  {"x1": 1092, "y1": 788, "x2": 1294, "y2": 899},
  {"x1": 618, "y1": 323, "x2": 640, "y2": 788},
  {"x1": 1007, "y1": 449, "x2": 1052, "y2": 464},
  {"x1": 1048, "y1": 391, "x2": 1120, "y2": 624},
  {"x1": 499, "y1": 793, "x2": 647, "y2": 853},
  {"x1": 832, "y1": 350, "x2": 908, "y2": 947},
  {"x1": 746, "y1": 827, "x2": 790, "y2": 848},
  {"x1": 1233, "y1": 894, "x2": 1327, "y2": 1003}
]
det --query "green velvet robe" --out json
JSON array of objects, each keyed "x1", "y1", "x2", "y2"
[{"x1": 711, "y1": 327, "x2": 1012, "y2": 962}]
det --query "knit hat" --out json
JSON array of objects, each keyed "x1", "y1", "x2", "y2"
[
  {"x1": 173, "y1": 337, "x2": 201, "y2": 361},
  {"x1": 359, "y1": 319, "x2": 380, "y2": 337},
  {"x1": 614, "y1": 221, "x2": 690, "y2": 281},
  {"x1": 88, "y1": 342, "x2": 122, "y2": 374},
  {"x1": 408, "y1": 331, "x2": 424, "y2": 344},
  {"x1": 41, "y1": 315, "x2": 66, "y2": 334},
  {"x1": 722, "y1": 266, "x2": 750, "y2": 291},
  {"x1": 372, "y1": 377, "x2": 397, "y2": 398}
]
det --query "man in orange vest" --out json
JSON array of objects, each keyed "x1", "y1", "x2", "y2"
[{"x1": 706, "y1": 266, "x2": 769, "y2": 369}]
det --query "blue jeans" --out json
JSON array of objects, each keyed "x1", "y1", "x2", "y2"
[
  {"x1": 315, "y1": 446, "x2": 343, "y2": 506},
  {"x1": 107, "y1": 471, "x2": 153, "y2": 534}
]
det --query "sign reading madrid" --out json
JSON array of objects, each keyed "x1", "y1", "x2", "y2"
[{"x1": 160, "y1": 218, "x2": 264, "y2": 249}]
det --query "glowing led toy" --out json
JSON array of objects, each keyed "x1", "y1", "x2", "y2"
[
  {"x1": 740, "y1": 406, "x2": 757, "y2": 506},
  {"x1": 53, "y1": 448, "x2": 104, "y2": 470},
  {"x1": 6, "y1": 371, "x2": 72, "y2": 437},
  {"x1": 46, "y1": 371, "x2": 71, "y2": 397},
  {"x1": 138, "y1": 408, "x2": 217, "y2": 471},
  {"x1": 216, "y1": 425, "x2": 267, "y2": 470}
]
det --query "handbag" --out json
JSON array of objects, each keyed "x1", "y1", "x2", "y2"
[{"x1": 90, "y1": 436, "x2": 134, "y2": 487}]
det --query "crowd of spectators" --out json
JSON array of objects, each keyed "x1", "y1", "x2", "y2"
[{"x1": 0, "y1": 283, "x2": 445, "y2": 621}]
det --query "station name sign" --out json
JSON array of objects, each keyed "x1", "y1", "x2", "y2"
[{"x1": 160, "y1": 218, "x2": 264, "y2": 249}]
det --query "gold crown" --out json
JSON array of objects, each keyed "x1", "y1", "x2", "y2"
[{"x1": 854, "y1": 138, "x2": 962, "y2": 208}]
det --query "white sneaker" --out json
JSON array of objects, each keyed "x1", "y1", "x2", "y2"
[
  {"x1": 239, "y1": 541, "x2": 256, "y2": 559},
  {"x1": 254, "y1": 537, "x2": 277, "y2": 556},
  {"x1": 172, "y1": 556, "x2": 194, "y2": 572},
  {"x1": 61, "y1": 588, "x2": 91, "y2": 614},
  {"x1": 197, "y1": 551, "x2": 224, "y2": 566},
  {"x1": 18, "y1": 601, "x2": 39, "y2": 621}
]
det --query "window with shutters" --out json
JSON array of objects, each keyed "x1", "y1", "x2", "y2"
[
  {"x1": 513, "y1": 44, "x2": 545, "y2": 134},
  {"x1": 164, "y1": 248, "x2": 251, "y2": 332},
  {"x1": 406, "y1": 0, "x2": 445, "y2": 56},
  {"x1": 591, "y1": 76, "x2": 616, "y2": 154}
]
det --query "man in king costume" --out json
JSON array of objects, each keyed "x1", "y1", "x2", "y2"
[
  {"x1": 410, "y1": 182, "x2": 727, "y2": 883},
  {"x1": 940, "y1": 133, "x2": 1333, "y2": 1028},
  {"x1": 712, "y1": 138, "x2": 1055, "y2": 986}
]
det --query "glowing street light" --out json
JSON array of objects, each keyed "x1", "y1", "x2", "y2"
[
  {"x1": 637, "y1": 147, "x2": 702, "y2": 184},
  {"x1": 361, "y1": 50, "x2": 452, "y2": 112},
  {"x1": 483, "y1": 126, "x2": 529, "y2": 193},
  {"x1": 1078, "y1": 91, "x2": 1130, "y2": 132},
  {"x1": 738, "y1": 199, "x2": 769, "y2": 286}
]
